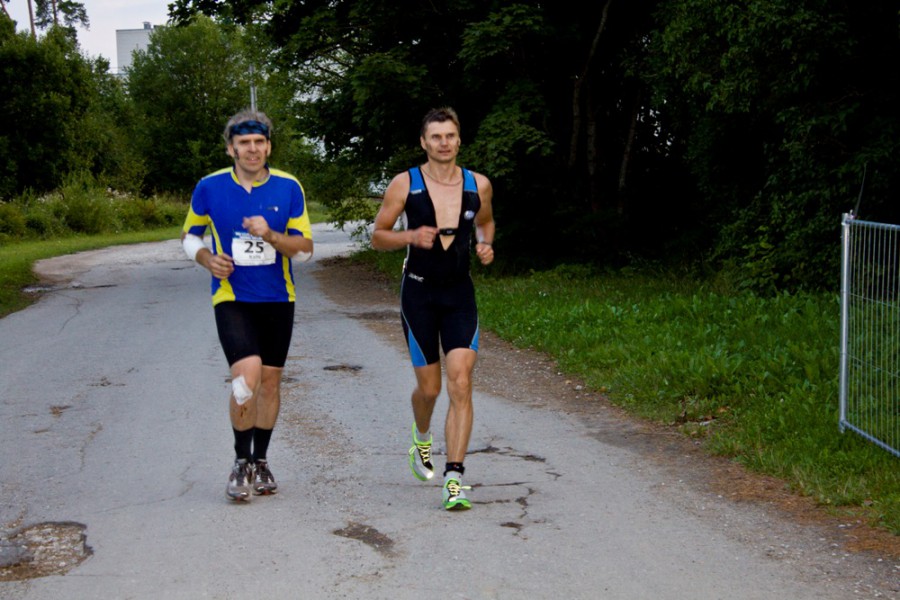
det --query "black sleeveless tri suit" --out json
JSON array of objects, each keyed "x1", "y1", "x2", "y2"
[{"x1": 400, "y1": 166, "x2": 482, "y2": 367}]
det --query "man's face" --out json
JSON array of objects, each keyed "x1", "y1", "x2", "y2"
[
  {"x1": 227, "y1": 133, "x2": 271, "y2": 174},
  {"x1": 420, "y1": 120, "x2": 460, "y2": 164}
]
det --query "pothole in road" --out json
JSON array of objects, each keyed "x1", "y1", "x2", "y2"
[
  {"x1": 22, "y1": 285, "x2": 58, "y2": 294},
  {"x1": 333, "y1": 522, "x2": 396, "y2": 556},
  {"x1": 0, "y1": 521, "x2": 92, "y2": 581},
  {"x1": 323, "y1": 364, "x2": 363, "y2": 372}
]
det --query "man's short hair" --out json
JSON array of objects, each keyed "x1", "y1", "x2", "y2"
[
  {"x1": 420, "y1": 107, "x2": 460, "y2": 138},
  {"x1": 223, "y1": 109, "x2": 274, "y2": 144}
]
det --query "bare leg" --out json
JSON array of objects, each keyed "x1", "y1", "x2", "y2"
[
  {"x1": 229, "y1": 355, "x2": 263, "y2": 430},
  {"x1": 255, "y1": 365, "x2": 283, "y2": 429},
  {"x1": 225, "y1": 356, "x2": 263, "y2": 499},
  {"x1": 444, "y1": 348, "x2": 477, "y2": 463},
  {"x1": 411, "y1": 362, "x2": 442, "y2": 433}
]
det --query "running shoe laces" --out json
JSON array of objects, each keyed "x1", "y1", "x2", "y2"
[{"x1": 408, "y1": 423, "x2": 434, "y2": 481}]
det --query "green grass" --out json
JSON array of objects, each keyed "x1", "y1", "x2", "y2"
[{"x1": 355, "y1": 251, "x2": 900, "y2": 534}]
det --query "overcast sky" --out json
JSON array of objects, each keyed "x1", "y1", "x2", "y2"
[{"x1": 4, "y1": 0, "x2": 171, "y2": 70}]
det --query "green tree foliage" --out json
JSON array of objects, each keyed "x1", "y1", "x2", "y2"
[
  {"x1": 171, "y1": 1, "x2": 652, "y2": 263},
  {"x1": 0, "y1": 20, "x2": 94, "y2": 197},
  {"x1": 0, "y1": 15, "x2": 143, "y2": 197},
  {"x1": 76, "y1": 57, "x2": 148, "y2": 193},
  {"x1": 125, "y1": 15, "x2": 254, "y2": 194},
  {"x1": 169, "y1": 1, "x2": 900, "y2": 291},
  {"x1": 644, "y1": 1, "x2": 900, "y2": 291},
  {"x1": 34, "y1": 0, "x2": 88, "y2": 34},
  {"x1": 191, "y1": 3, "x2": 698, "y2": 264},
  {"x1": 2, "y1": 1, "x2": 889, "y2": 291}
]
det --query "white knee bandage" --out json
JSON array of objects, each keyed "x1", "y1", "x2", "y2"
[{"x1": 232, "y1": 375, "x2": 253, "y2": 406}]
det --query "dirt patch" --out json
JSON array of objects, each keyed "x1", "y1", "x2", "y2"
[{"x1": 312, "y1": 255, "x2": 900, "y2": 562}]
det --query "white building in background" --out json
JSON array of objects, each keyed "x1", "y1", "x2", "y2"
[{"x1": 115, "y1": 22, "x2": 156, "y2": 73}]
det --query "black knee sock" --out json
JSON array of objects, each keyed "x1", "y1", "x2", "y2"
[
  {"x1": 444, "y1": 462, "x2": 465, "y2": 477},
  {"x1": 252, "y1": 427, "x2": 273, "y2": 463},
  {"x1": 233, "y1": 428, "x2": 253, "y2": 461}
]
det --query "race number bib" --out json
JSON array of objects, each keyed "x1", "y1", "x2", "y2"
[{"x1": 232, "y1": 233, "x2": 276, "y2": 266}]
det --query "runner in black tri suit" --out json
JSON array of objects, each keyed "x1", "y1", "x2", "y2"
[{"x1": 372, "y1": 107, "x2": 495, "y2": 510}]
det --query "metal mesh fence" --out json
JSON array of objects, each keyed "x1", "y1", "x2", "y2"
[{"x1": 839, "y1": 213, "x2": 900, "y2": 457}]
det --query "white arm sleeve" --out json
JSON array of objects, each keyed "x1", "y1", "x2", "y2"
[{"x1": 182, "y1": 234, "x2": 206, "y2": 261}]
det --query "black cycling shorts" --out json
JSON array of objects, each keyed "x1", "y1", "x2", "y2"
[
  {"x1": 400, "y1": 273, "x2": 479, "y2": 367},
  {"x1": 214, "y1": 301, "x2": 295, "y2": 368}
]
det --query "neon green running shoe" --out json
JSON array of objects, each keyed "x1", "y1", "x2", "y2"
[
  {"x1": 442, "y1": 477, "x2": 472, "y2": 510},
  {"x1": 408, "y1": 423, "x2": 434, "y2": 481}
]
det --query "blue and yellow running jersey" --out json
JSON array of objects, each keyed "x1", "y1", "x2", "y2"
[{"x1": 182, "y1": 167, "x2": 312, "y2": 306}]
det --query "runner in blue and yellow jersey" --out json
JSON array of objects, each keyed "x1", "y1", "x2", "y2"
[
  {"x1": 181, "y1": 109, "x2": 313, "y2": 502},
  {"x1": 371, "y1": 107, "x2": 495, "y2": 510}
]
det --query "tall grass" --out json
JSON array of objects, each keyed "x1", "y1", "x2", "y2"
[
  {"x1": 0, "y1": 174, "x2": 188, "y2": 243},
  {"x1": 357, "y1": 251, "x2": 899, "y2": 534}
]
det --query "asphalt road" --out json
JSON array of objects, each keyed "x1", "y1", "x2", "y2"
[{"x1": 0, "y1": 223, "x2": 896, "y2": 599}]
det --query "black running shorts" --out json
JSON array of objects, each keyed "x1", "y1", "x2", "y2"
[
  {"x1": 400, "y1": 274, "x2": 479, "y2": 367},
  {"x1": 214, "y1": 301, "x2": 295, "y2": 367}
]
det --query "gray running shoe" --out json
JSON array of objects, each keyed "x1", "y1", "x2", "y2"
[
  {"x1": 442, "y1": 476, "x2": 472, "y2": 510},
  {"x1": 253, "y1": 459, "x2": 278, "y2": 495},
  {"x1": 226, "y1": 459, "x2": 253, "y2": 501},
  {"x1": 408, "y1": 423, "x2": 434, "y2": 481}
]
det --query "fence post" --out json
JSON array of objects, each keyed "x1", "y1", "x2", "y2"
[{"x1": 839, "y1": 213, "x2": 852, "y2": 433}]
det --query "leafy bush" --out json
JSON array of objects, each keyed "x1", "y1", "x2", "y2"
[
  {"x1": 118, "y1": 196, "x2": 187, "y2": 230},
  {"x1": 58, "y1": 174, "x2": 116, "y2": 234},
  {"x1": 0, "y1": 202, "x2": 26, "y2": 237},
  {"x1": 24, "y1": 210, "x2": 56, "y2": 237},
  {"x1": 120, "y1": 198, "x2": 165, "y2": 230},
  {"x1": 0, "y1": 175, "x2": 188, "y2": 242},
  {"x1": 151, "y1": 194, "x2": 190, "y2": 227}
]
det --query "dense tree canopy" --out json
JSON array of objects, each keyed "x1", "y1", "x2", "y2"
[
  {"x1": 0, "y1": 20, "x2": 93, "y2": 196},
  {"x1": 644, "y1": 1, "x2": 900, "y2": 290},
  {"x1": 1, "y1": 1, "x2": 898, "y2": 292},
  {"x1": 211, "y1": 0, "x2": 892, "y2": 290}
]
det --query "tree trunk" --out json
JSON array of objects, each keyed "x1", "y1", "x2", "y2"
[
  {"x1": 617, "y1": 89, "x2": 641, "y2": 215},
  {"x1": 0, "y1": 0, "x2": 10, "y2": 20},
  {"x1": 26, "y1": 0, "x2": 36, "y2": 37},
  {"x1": 51, "y1": 0, "x2": 58, "y2": 25},
  {"x1": 568, "y1": 0, "x2": 611, "y2": 170},
  {"x1": 586, "y1": 92, "x2": 601, "y2": 212}
]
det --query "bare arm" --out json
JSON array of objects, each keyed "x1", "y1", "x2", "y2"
[
  {"x1": 371, "y1": 172, "x2": 439, "y2": 251},
  {"x1": 473, "y1": 173, "x2": 495, "y2": 266}
]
